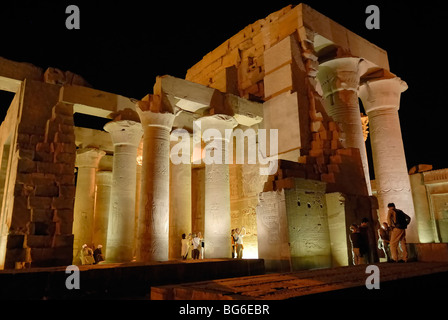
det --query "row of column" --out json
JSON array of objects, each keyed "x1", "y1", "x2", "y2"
[
  {"x1": 72, "y1": 113, "x2": 237, "y2": 263},
  {"x1": 317, "y1": 57, "x2": 417, "y2": 242}
]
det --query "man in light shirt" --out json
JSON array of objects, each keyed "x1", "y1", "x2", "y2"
[
  {"x1": 235, "y1": 227, "x2": 246, "y2": 259},
  {"x1": 192, "y1": 233, "x2": 201, "y2": 259}
]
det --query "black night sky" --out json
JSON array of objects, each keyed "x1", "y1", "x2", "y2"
[{"x1": 0, "y1": 0, "x2": 446, "y2": 175}]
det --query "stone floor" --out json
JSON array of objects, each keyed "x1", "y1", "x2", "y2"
[
  {"x1": 0, "y1": 258, "x2": 265, "y2": 299},
  {"x1": 151, "y1": 261, "x2": 448, "y2": 300}
]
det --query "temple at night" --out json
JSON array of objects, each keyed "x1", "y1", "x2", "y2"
[{"x1": 0, "y1": 3, "x2": 447, "y2": 299}]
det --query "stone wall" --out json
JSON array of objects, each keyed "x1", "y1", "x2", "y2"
[
  {"x1": 257, "y1": 170, "x2": 380, "y2": 272},
  {"x1": 0, "y1": 80, "x2": 76, "y2": 269}
]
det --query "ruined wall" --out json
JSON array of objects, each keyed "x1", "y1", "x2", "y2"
[
  {"x1": 284, "y1": 178, "x2": 331, "y2": 270},
  {"x1": 256, "y1": 189, "x2": 291, "y2": 272},
  {"x1": 0, "y1": 80, "x2": 76, "y2": 269},
  {"x1": 257, "y1": 166, "x2": 380, "y2": 271},
  {"x1": 410, "y1": 169, "x2": 448, "y2": 243},
  {"x1": 186, "y1": 5, "x2": 369, "y2": 198}
]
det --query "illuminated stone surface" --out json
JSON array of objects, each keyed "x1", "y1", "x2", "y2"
[
  {"x1": 136, "y1": 111, "x2": 175, "y2": 262},
  {"x1": 72, "y1": 148, "x2": 105, "y2": 263},
  {"x1": 317, "y1": 58, "x2": 371, "y2": 195},
  {"x1": 152, "y1": 261, "x2": 448, "y2": 300},
  {"x1": 200, "y1": 114, "x2": 237, "y2": 258},
  {"x1": 0, "y1": 4, "x2": 446, "y2": 272},
  {"x1": 169, "y1": 130, "x2": 192, "y2": 259},
  {"x1": 359, "y1": 77, "x2": 417, "y2": 242},
  {"x1": 104, "y1": 120, "x2": 143, "y2": 262},
  {"x1": 93, "y1": 170, "x2": 111, "y2": 255}
]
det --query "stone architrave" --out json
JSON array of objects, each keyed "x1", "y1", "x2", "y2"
[
  {"x1": 317, "y1": 57, "x2": 372, "y2": 195},
  {"x1": 103, "y1": 120, "x2": 143, "y2": 263},
  {"x1": 200, "y1": 114, "x2": 237, "y2": 258},
  {"x1": 93, "y1": 170, "x2": 112, "y2": 255},
  {"x1": 72, "y1": 148, "x2": 105, "y2": 263},
  {"x1": 169, "y1": 130, "x2": 192, "y2": 260},
  {"x1": 359, "y1": 77, "x2": 417, "y2": 242},
  {"x1": 136, "y1": 111, "x2": 175, "y2": 262}
]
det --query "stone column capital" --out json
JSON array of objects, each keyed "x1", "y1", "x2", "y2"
[
  {"x1": 75, "y1": 148, "x2": 105, "y2": 168},
  {"x1": 359, "y1": 77, "x2": 408, "y2": 114},
  {"x1": 104, "y1": 120, "x2": 143, "y2": 147},
  {"x1": 136, "y1": 109, "x2": 175, "y2": 130},
  {"x1": 317, "y1": 57, "x2": 363, "y2": 98},
  {"x1": 197, "y1": 114, "x2": 238, "y2": 136}
]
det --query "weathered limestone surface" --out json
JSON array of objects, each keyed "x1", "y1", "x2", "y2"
[
  {"x1": 317, "y1": 57, "x2": 371, "y2": 195},
  {"x1": 256, "y1": 189, "x2": 291, "y2": 272},
  {"x1": 72, "y1": 148, "x2": 105, "y2": 263},
  {"x1": 1, "y1": 80, "x2": 76, "y2": 269},
  {"x1": 104, "y1": 120, "x2": 143, "y2": 262},
  {"x1": 0, "y1": 4, "x2": 436, "y2": 272},
  {"x1": 136, "y1": 110, "x2": 175, "y2": 262},
  {"x1": 285, "y1": 178, "x2": 331, "y2": 270},
  {"x1": 169, "y1": 130, "x2": 192, "y2": 260},
  {"x1": 200, "y1": 115, "x2": 237, "y2": 258},
  {"x1": 152, "y1": 262, "x2": 448, "y2": 300},
  {"x1": 359, "y1": 77, "x2": 417, "y2": 242},
  {"x1": 93, "y1": 170, "x2": 112, "y2": 255}
]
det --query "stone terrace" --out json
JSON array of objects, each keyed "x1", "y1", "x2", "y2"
[{"x1": 151, "y1": 261, "x2": 448, "y2": 300}]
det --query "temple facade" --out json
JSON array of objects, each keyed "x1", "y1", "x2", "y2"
[{"x1": 0, "y1": 4, "x2": 446, "y2": 270}]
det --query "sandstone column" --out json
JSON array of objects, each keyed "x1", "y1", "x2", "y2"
[
  {"x1": 169, "y1": 130, "x2": 192, "y2": 259},
  {"x1": 72, "y1": 148, "x2": 105, "y2": 262},
  {"x1": 136, "y1": 111, "x2": 175, "y2": 262},
  {"x1": 93, "y1": 170, "x2": 112, "y2": 254},
  {"x1": 200, "y1": 114, "x2": 237, "y2": 258},
  {"x1": 104, "y1": 120, "x2": 143, "y2": 262},
  {"x1": 359, "y1": 77, "x2": 417, "y2": 242},
  {"x1": 317, "y1": 57, "x2": 372, "y2": 195}
]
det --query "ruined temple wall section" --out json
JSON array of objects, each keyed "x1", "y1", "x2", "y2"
[
  {"x1": 0, "y1": 87, "x2": 22, "y2": 269},
  {"x1": 1, "y1": 80, "x2": 76, "y2": 269},
  {"x1": 185, "y1": 5, "x2": 298, "y2": 99}
]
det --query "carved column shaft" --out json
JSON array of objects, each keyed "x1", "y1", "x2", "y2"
[
  {"x1": 359, "y1": 77, "x2": 417, "y2": 242},
  {"x1": 201, "y1": 115, "x2": 237, "y2": 258},
  {"x1": 169, "y1": 130, "x2": 192, "y2": 259},
  {"x1": 93, "y1": 170, "x2": 112, "y2": 255},
  {"x1": 104, "y1": 120, "x2": 143, "y2": 262},
  {"x1": 72, "y1": 148, "x2": 105, "y2": 262},
  {"x1": 136, "y1": 111, "x2": 175, "y2": 262}
]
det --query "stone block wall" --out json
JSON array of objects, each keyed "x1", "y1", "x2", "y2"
[
  {"x1": 1, "y1": 80, "x2": 76, "y2": 269},
  {"x1": 257, "y1": 171, "x2": 380, "y2": 272}
]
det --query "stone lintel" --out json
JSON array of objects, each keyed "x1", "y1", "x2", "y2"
[
  {"x1": 60, "y1": 85, "x2": 137, "y2": 119},
  {"x1": 155, "y1": 75, "x2": 263, "y2": 127}
]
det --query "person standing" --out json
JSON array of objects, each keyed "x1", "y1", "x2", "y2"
[
  {"x1": 359, "y1": 218, "x2": 371, "y2": 263},
  {"x1": 231, "y1": 229, "x2": 237, "y2": 258},
  {"x1": 235, "y1": 227, "x2": 246, "y2": 259},
  {"x1": 378, "y1": 222, "x2": 391, "y2": 262},
  {"x1": 93, "y1": 244, "x2": 104, "y2": 264},
  {"x1": 349, "y1": 224, "x2": 367, "y2": 265},
  {"x1": 181, "y1": 233, "x2": 190, "y2": 260},
  {"x1": 387, "y1": 203, "x2": 411, "y2": 262},
  {"x1": 192, "y1": 233, "x2": 201, "y2": 260}
]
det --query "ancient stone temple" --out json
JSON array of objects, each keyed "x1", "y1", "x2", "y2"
[{"x1": 0, "y1": 4, "x2": 445, "y2": 271}]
